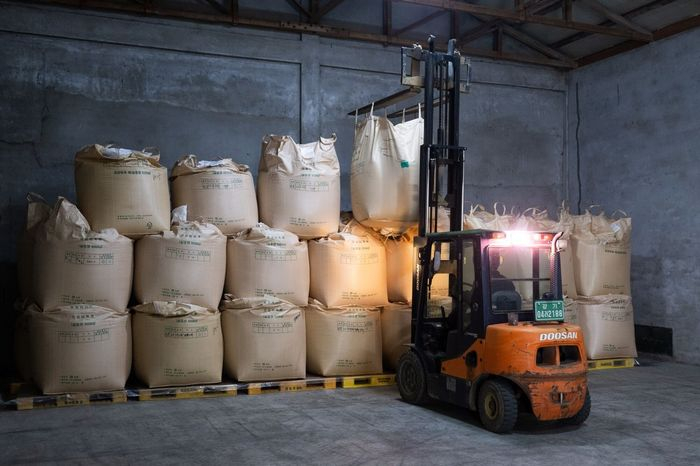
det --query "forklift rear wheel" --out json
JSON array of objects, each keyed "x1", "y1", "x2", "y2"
[
  {"x1": 396, "y1": 351, "x2": 429, "y2": 405},
  {"x1": 561, "y1": 390, "x2": 591, "y2": 426},
  {"x1": 477, "y1": 379, "x2": 518, "y2": 433}
]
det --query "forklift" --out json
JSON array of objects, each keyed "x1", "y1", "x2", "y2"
[{"x1": 394, "y1": 37, "x2": 590, "y2": 433}]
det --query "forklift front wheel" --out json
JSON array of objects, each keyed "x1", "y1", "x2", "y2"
[
  {"x1": 396, "y1": 351, "x2": 429, "y2": 405},
  {"x1": 477, "y1": 379, "x2": 518, "y2": 433}
]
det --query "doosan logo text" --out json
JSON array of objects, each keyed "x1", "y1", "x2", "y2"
[{"x1": 540, "y1": 331, "x2": 578, "y2": 341}]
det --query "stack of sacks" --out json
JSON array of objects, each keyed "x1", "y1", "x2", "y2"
[
  {"x1": 381, "y1": 303, "x2": 411, "y2": 371},
  {"x1": 170, "y1": 155, "x2": 258, "y2": 235},
  {"x1": 306, "y1": 300, "x2": 382, "y2": 376},
  {"x1": 350, "y1": 112, "x2": 423, "y2": 236},
  {"x1": 132, "y1": 206, "x2": 226, "y2": 386},
  {"x1": 226, "y1": 223, "x2": 309, "y2": 306},
  {"x1": 75, "y1": 144, "x2": 170, "y2": 236},
  {"x1": 132, "y1": 302, "x2": 223, "y2": 387},
  {"x1": 220, "y1": 296, "x2": 306, "y2": 382},
  {"x1": 16, "y1": 193, "x2": 50, "y2": 300},
  {"x1": 258, "y1": 134, "x2": 340, "y2": 239},
  {"x1": 16, "y1": 197, "x2": 133, "y2": 393}
]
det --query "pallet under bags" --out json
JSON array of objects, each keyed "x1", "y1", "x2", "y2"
[
  {"x1": 257, "y1": 134, "x2": 340, "y2": 239},
  {"x1": 571, "y1": 295, "x2": 637, "y2": 359},
  {"x1": 134, "y1": 207, "x2": 226, "y2": 309},
  {"x1": 220, "y1": 296, "x2": 306, "y2": 382},
  {"x1": 308, "y1": 224, "x2": 388, "y2": 307},
  {"x1": 132, "y1": 302, "x2": 223, "y2": 388},
  {"x1": 32, "y1": 197, "x2": 133, "y2": 311},
  {"x1": 170, "y1": 155, "x2": 258, "y2": 235},
  {"x1": 225, "y1": 223, "x2": 309, "y2": 306},
  {"x1": 27, "y1": 304, "x2": 131, "y2": 394},
  {"x1": 75, "y1": 144, "x2": 170, "y2": 236},
  {"x1": 381, "y1": 303, "x2": 411, "y2": 371},
  {"x1": 350, "y1": 114, "x2": 423, "y2": 235},
  {"x1": 306, "y1": 300, "x2": 382, "y2": 376}
]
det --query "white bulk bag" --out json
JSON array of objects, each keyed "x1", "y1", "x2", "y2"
[
  {"x1": 33, "y1": 197, "x2": 133, "y2": 311},
  {"x1": 171, "y1": 155, "x2": 258, "y2": 235},
  {"x1": 220, "y1": 296, "x2": 306, "y2": 382},
  {"x1": 351, "y1": 114, "x2": 423, "y2": 235},
  {"x1": 385, "y1": 234, "x2": 414, "y2": 303},
  {"x1": 28, "y1": 304, "x2": 131, "y2": 394},
  {"x1": 17, "y1": 193, "x2": 50, "y2": 300},
  {"x1": 258, "y1": 135, "x2": 340, "y2": 239},
  {"x1": 134, "y1": 207, "x2": 226, "y2": 309},
  {"x1": 132, "y1": 302, "x2": 223, "y2": 387},
  {"x1": 381, "y1": 303, "x2": 411, "y2": 371},
  {"x1": 226, "y1": 223, "x2": 309, "y2": 306},
  {"x1": 306, "y1": 300, "x2": 382, "y2": 376},
  {"x1": 575, "y1": 295, "x2": 637, "y2": 359},
  {"x1": 75, "y1": 144, "x2": 170, "y2": 236}
]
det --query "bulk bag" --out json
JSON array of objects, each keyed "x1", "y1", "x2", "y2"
[
  {"x1": 308, "y1": 228, "x2": 388, "y2": 307},
  {"x1": 568, "y1": 210, "x2": 631, "y2": 296},
  {"x1": 17, "y1": 193, "x2": 50, "y2": 299},
  {"x1": 33, "y1": 197, "x2": 133, "y2": 311},
  {"x1": 381, "y1": 303, "x2": 411, "y2": 371},
  {"x1": 220, "y1": 296, "x2": 306, "y2": 382},
  {"x1": 575, "y1": 295, "x2": 637, "y2": 359},
  {"x1": 225, "y1": 223, "x2": 309, "y2": 306},
  {"x1": 385, "y1": 234, "x2": 414, "y2": 303},
  {"x1": 351, "y1": 115, "x2": 423, "y2": 235},
  {"x1": 306, "y1": 300, "x2": 382, "y2": 376},
  {"x1": 28, "y1": 304, "x2": 131, "y2": 394},
  {"x1": 170, "y1": 155, "x2": 257, "y2": 235},
  {"x1": 132, "y1": 302, "x2": 223, "y2": 388},
  {"x1": 134, "y1": 207, "x2": 226, "y2": 309},
  {"x1": 13, "y1": 303, "x2": 32, "y2": 382},
  {"x1": 75, "y1": 144, "x2": 170, "y2": 236},
  {"x1": 257, "y1": 135, "x2": 340, "y2": 239}
]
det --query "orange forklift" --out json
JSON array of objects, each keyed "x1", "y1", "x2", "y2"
[{"x1": 395, "y1": 37, "x2": 590, "y2": 433}]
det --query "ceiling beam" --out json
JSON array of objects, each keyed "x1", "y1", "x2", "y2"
[
  {"x1": 383, "y1": 0, "x2": 392, "y2": 36},
  {"x1": 312, "y1": 0, "x2": 345, "y2": 23},
  {"x1": 285, "y1": 0, "x2": 311, "y2": 18},
  {"x1": 459, "y1": 18, "x2": 501, "y2": 43},
  {"x1": 578, "y1": 0, "x2": 652, "y2": 37},
  {"x1": 393, "y1": 9, "x2": 446, "y2": 37},
  {"x1": 395, "y1": 0, "x2": 652, "y2": 41}
]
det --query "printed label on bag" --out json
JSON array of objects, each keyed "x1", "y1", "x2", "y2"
[
  {"x1": 340, "y1": 252, "x2": 378, "y2": 265},
  {"x1": 164, "y1": 326, "x2": 209, "y2": 339},
  {"x1": 337, "y1": 321, "x2": 373, "y2": 333},
  {"x1": 255, "y1": 250, "x2": 297, "y2": 261},
  {"x1": 64, "y1": 251, "x2": 114, "y2": 266},
  {"x1": 252, "y1": 320, "x2": 294, "y2": 334},
  {"x1": 58, "y1": 328, "x2": 110, "y2": 343},
  {"x1": 165, "y1": 247, "x2": 210, "y2": 262},
  {"x1": 289, "y1": 179, "x2": 329, "y2": 192},
  {"x1": 198, "y1": 176, "x2": 244, "y2": 190}
]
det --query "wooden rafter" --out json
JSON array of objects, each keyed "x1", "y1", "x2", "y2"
[
  {"x1": 313, "y1": 0, "x2": 345, "y2": 23},
  {"x1": 285, "y1": 0, "x2": 310, "y2": 18},
  {"x1": 393, "y1": 9, "x2": 446, "y2": 37},
  {"x1": 578, "y1": 0, "x2": 652, "y2": 36},
  {"x1": 383, "y1": 0, "x2": 392, "y2": 35}
]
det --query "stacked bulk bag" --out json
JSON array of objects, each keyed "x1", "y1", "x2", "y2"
[
  {"x1": 306, "y1": 300, "x2": 382, "y2": 376},
  {"x1": 27, "y1": 304, "x2": 131, "y2": 394},
  {"x1": 385, "y1": 234, "x2": 414, "y2": 303},
  {"x1": 33, "y1": 197, "x2": 133, "y2": 311},
  {"x1": 257, "y1": 135, "x2": 340, "y2": 239},
  {"x1": 75, "y1": 144, "x2": 170, "y2": 236},
  {"x1": 351, "y1": 114, "x2": 423, "y2": 235},
  {"x1": 13, "y1": 303, "x2": 32, "y2": 382},
  {"x1": 226, "y1": 223, "x2": 309, "y2": 306},
  {"x1": 308, "y1": 224, "x2": 388, "y2": 307},
  {"x1": 572, "y1": 295, "x2": 637, "y2": 359},
  {"x1": 170, "y1": 155, "x2": 257, "y2": 235},
  {"x1": 220, "y1": 296, "x2": 306, "y2": 382},
  {"x1": 134, "y1": 207, "x2": 226, "y2": 309},
  {"x1": 381, "y1": 303, "x2": 411, "y2": 371},
  {"x1": 16, "y1": 193, "x2": 50, "y2": 300},
  {"x1": 132, "y1": 302, "x2": 223, "y2": 387}
]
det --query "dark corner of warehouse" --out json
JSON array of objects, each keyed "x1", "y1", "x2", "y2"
[{"x1": 1, "y1": 0, "x2": 700, "y2": 463}]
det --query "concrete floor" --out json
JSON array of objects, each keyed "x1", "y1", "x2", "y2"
[{"x1": 1, "y1": 359, "x2": 699, "y2": 465}]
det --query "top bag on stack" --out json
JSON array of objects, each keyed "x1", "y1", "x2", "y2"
[
  {"x1": 75, "y1": 144, "x2": 170, "y2": 236},
  {"x1": 257, "y1": 135, "x2": 340, "y2": 239},
  {"x1": 351, "y1": 114, "x2": 423, "y2": 235},
  {"x1": 170, "y1": 155, "x2": 258, "y2": 235}
]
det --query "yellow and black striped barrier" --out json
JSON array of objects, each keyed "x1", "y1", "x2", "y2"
[
  {"x1": 3, "y1": 374, "x2": 397, "y2": 411},
  {"x1": 588, "y1": 357, "x2": 637, "y2": 371}
]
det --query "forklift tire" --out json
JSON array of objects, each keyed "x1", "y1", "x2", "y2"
[
  {"x1": 396, "y1": 351, "x2": 430, "y2": 405},
  {"x1": 477, "y1": 379, "x2": 518, "y2": 433},
  {"x1": 561, "y1": 390, "x2": 591, "y2": 426}
]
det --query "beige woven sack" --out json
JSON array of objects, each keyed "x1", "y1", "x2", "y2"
[
  {"x1": 132, "y1": 302, "x2": 223, "y2": 388},
  {"x1": 226, "y1": 223, "x2": 309, "y2": 306},
  {"x1": 17, "y1": 193, "x2": 51, "y2": 299},
  {"x1": 385, "y1": 234, "x2": 414, "y2": 303},
  {"x1": 28, "y1": 304, "x2": 131, "y2": 394},
  {"x1": 220, "y1": 295, "x2": 305, "y2": 382},
  {"x1": 75, "y1": 144, "x2": 170, "y2": 236},
  {"x1": 381, "y1": 303, "x2": 411, "y2": 371},
  {"x1": 171, "y1": 155, "x2": 257, "y2": 235},
  {"x1": 13, "y1": 302, "x2": 32, "y2": 382},
  {"x1": 258, "y1": 135, "x2": 340, "y2": 239},
  {"x1": 351, "y1": 115, "x2": 423, "y2": 235},
  {"x1": 306, "y1": 300, "x2": 382, "y2": 376},
  {"x1": 134, "y1": 207, "x2": 226, "y2": 309},
  {"x1": 575, "y1": 295, "x2": 637, "y2": 359},
  {"x1": 33, "y1": 197, "x2": 133, "y2": 311}
]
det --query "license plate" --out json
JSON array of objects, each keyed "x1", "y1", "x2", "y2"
[{"x1": 534, "y1": 300, "x2": 565, "y2": 321}]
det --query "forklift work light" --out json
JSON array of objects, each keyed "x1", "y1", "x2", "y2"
[{"x1": 490, "y1": 231, "x2": 554, "y2": 247}]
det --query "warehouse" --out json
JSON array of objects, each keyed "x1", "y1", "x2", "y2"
[{"x1": 1, "y1": 0, "x2": 699, "y2": 463}]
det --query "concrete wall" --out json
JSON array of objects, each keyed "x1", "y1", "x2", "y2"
[
  {"x1": 567, "y1": 28, "x2": 700, "y2": 364},
  {"x1": 0, "y1": 2, "x2": 566, "y2": 374}
]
